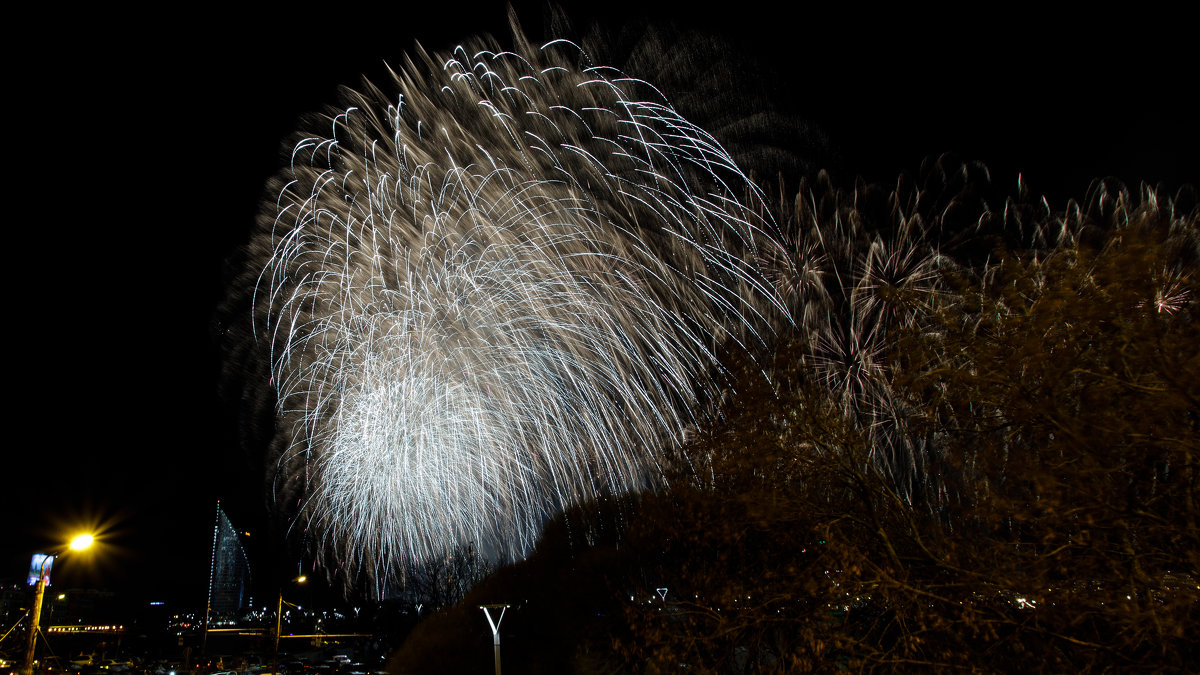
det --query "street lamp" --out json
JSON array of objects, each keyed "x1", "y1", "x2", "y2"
[
  {"x1": 479, "y1": 604, "x2": 510, "y2": 675},
  {"x1": 20, "y1": 534, "x2": 95, "y2": 675},
  {"x1": 271, "y1": 576, "x2": 306, "y2": 675}
]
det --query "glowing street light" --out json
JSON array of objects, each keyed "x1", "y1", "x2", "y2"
[
  {"x1": 271, "y1": 575, "x2": 306, "y2": 675},
  {"x1": 69, "y1": 534, "x2": 94, "y2": 551},
  {"x1": 21, "y1": 534, "x2": 95, "y2": 675}
]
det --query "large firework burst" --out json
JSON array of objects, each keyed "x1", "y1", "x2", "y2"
[{"x1": 234, "y1": 23, "x2": 784, "y2": 589}]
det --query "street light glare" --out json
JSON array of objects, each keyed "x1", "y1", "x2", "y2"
[
  {"x1": 69, "y1": 534, "x2": 95, "y2": 551},
  {"x1": 22, "y1": 532, "x2": 98, "y2": 675}
]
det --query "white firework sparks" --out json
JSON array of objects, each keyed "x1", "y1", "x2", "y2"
[{"x1": 249, "y1": 28, "x2": 784, "y2": 587}]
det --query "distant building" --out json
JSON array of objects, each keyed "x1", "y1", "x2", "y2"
[
  {"x1": 207, "y1": 503, "x2": 252, "y2": 620},
  {"x1": 48, "y1": 589, "x2": 118, "y2": 625},
  {"x1": 0, "y1": 579, "x2": 29, "y2": 624}
]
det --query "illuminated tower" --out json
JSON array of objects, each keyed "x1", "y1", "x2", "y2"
[{"x1": 207, "y1": 502, "x2": 252, "y2": 619}]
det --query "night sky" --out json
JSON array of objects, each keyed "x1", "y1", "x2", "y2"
[{"x1": 5, "y1": 2, "x2": 1194, "y2": 615}]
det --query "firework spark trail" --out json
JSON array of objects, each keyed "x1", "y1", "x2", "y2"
[
  {"x1": 757, "y1": 159, "x2": 1200, "y2": 509},
  {"x1": 247, "y1": 27, "x2": 784, "y2": 587},
  {"x1": 757, "y1": 165, "x2": 975, "y2": 505}
]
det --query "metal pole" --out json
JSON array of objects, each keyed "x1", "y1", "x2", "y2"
[
  {"x1": 479, "y1": 605, "x2": 508, "y2": 675},
  {"x1": 493, "y1": 635, "x2": 501, "y2": 675},
  {"x1": 270, "y1": 576, "x2": 304, "y2": 674},
  {"x1": 20, "y1": 556, "x2": 54, "y2": 675},
  {"x1": 271, "y1": 591, "x2": 282, "y2": 675}
]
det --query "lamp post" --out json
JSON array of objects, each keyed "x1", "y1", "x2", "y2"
[
  {"x1": 271, "y1": 576, "x2": 306, "y2": 675},
  {"x1": 20, "y1": 534, "x2": 95, "y2": 675},
  {"x1": 479, "y1": 604, "x2": 510, "y2": 675}
]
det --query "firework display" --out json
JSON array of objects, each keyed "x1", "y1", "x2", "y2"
[
  {"x1": 243, "y1": 27, "x2": 784, "y2": 585},
  {"x1": 756, "y1": 158, "x2": 1199, "y2": 508}
]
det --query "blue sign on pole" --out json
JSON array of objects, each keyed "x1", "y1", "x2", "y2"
[{"x1": 27, "y1": 554, "x2": 54, "y2": 586}]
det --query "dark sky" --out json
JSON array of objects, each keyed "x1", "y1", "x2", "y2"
[{"x1": 5, "y1": 2, "x2": 1194, "y2": 614}]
